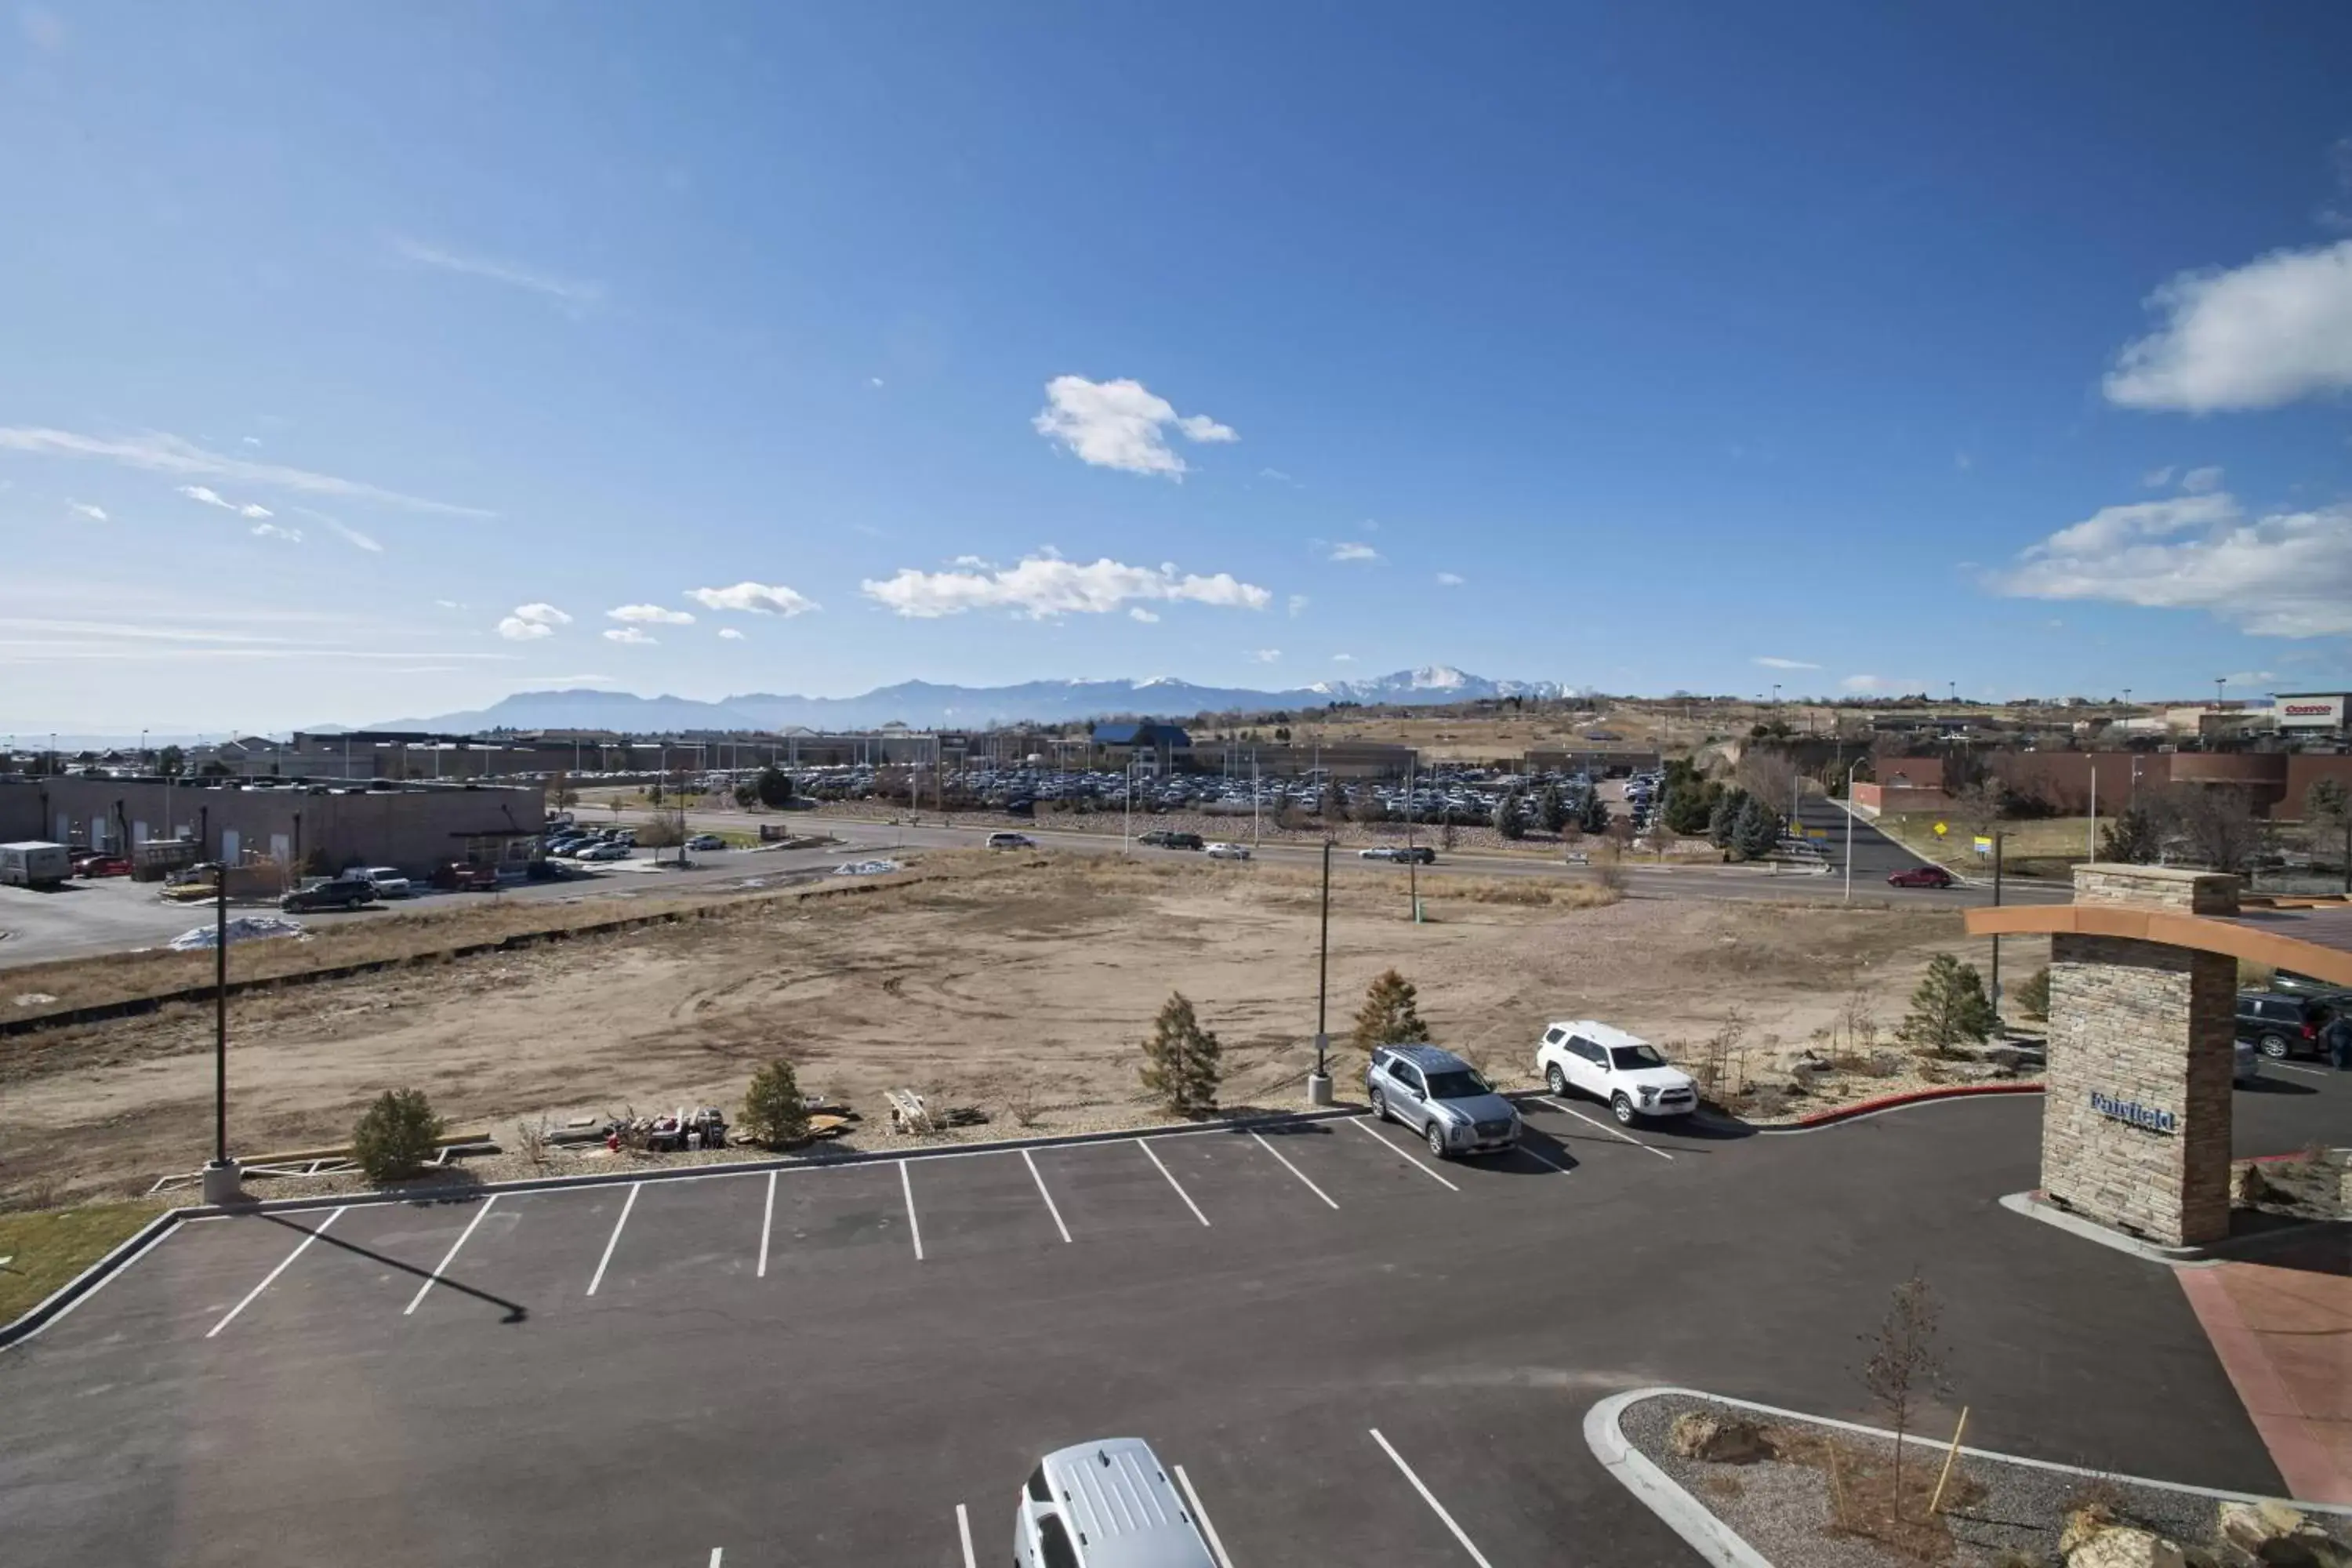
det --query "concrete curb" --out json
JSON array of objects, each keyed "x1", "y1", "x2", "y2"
[
  {"x1": 1589, "y1": 1385, "x2": 2352, "y2": 1534},
  {"x1": 1740, "y1": 1081, "x2": 2045, "y2": 1134},
  {"x1": 1584, "y1": 1390, "x2": 1774, "y2": 1566},
  {"x1": 0, "y1": 1208, "x2": 181, "y2": 1352},
  {"x1": 1998, "y1": 1190, "x2": 2345, "y2": 1269}
]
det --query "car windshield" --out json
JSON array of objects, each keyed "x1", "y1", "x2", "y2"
[
  {"x1": 1423, "y1": 1069, "x2": 1494, "y2": 1099},
  {"x1": 1610, "y1": 1044, "x2": 1668, "y2": 1070}
]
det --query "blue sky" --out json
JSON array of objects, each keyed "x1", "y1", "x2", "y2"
[{"x1": 5, "y1": 2, "x2": 2352, "y2": 733}]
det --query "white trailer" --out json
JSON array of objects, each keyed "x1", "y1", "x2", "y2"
[{"x1": 0, "y1": 840, "x2": 72, "y2": 888}]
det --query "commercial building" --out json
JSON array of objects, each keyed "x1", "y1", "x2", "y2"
[
  {"x1": 2271, "y1": 691, "x2": 2350, "y2": 742},
  {"x1": 0, "y1": 775, "x2": 547, "y2": 877}
]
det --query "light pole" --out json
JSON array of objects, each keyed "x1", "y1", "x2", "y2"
[
  {"x1": 201, "y1": 862, "x2": 240, "y2": 1204},
  {"x1": 1842, "y1": 757, "x2": 1864, "y2": 902},
  {"x1": 1308, "y1": 837, "x2": 1333, "y2": 1105}
]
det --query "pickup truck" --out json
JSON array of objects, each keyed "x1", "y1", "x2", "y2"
[
  {"x1": 350, "y1": 866, "x2": 412, "y2": 898},
  {"x1": 280, "y1": 877, "x2": 378, "y2": 913},
  {"x1": 430, "y1": 861, "x2": 500, "y2": 892}
]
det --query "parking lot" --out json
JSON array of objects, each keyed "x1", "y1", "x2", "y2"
[{"x1": 6, "y1": 1078, "x2": 2337, "y2": 1567}]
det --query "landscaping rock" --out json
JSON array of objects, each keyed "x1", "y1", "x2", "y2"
[
  {"x1": 2216, "y1": 1499, "x2": 2351, "y2": 1566},
  {"x1": 1665, "y1": 1410, "x2": 1769, "y2": 1464},
  {"x1": 2067, "y1": 1523, "x2": 2189, "y2": 1568}
]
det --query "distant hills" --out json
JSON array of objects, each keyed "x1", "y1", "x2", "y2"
[{"x1": 370, "y1": 666, "x2": 1570, "y2": 735}]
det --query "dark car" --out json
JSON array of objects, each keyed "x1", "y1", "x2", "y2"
[
  {"x1": 1887, "y1": 866, "x2": 1955, "y2": 889},
  {"x1": 1359, "y1": 845, "x2": 1438, "y2": 864},
  {"x1": 2237, "y1": 991, "x2": 2328, "y2": 1059},
  {"x1": 1138, "y1": 830, "x2": 1203, "y2": 850},
  {"x1": 280, "y1": 877, "x2": 376, "y2": 913}
]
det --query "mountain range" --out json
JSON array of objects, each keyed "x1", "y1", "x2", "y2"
[{"x1": 368, "y1": 666, "x2": 1569, "y2": 735}]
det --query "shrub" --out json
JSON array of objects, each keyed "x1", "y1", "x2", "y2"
[
  {"x1": 353, "y1": 1088, "x2": 445, "y2": 1184},
  {"x1": 1139, "y1": 992, "x2": 1222, "y2": 1116},
  {"x1": 741, "y1": 1059, "x2": 811, "y2": 1148},
  {"x1": 2013, "y1": 965, "x2": 2050, "y2": 1021},
  {"x1": 1899, "y1": 954, "x2": 1997, "y2": 1049},
  {"x1": 1351, "y1": 968, "x2": 1432, "y2": 1053}
]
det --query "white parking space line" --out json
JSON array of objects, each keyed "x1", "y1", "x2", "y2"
[
  {"x1": 900, "y1": 1160, "x2": 926, "y2": 1261},
  {"x1": 1370, "y1": 1428, "x2": 1494, "y2": 1568},
  {"x1": 2267, "y1": 1061, "x2": 2330, "y2": 1079},
  {"x1": 1537, "y1": 1094, "x2": 1675, "y2": 1161},
  {"x1": 206, "y1": 1207, "x2": 346, "y2": 1338},
  {"x1": 1514, "y1": 1138, "x2": 1573, "y2": 1174},
  {"x1": 1138, "y1": 1138, "x2": 1211, "y2": 1227},
  {"x1": 1353, "y1": 1116, "x2": 1464, "y2": 1190},
  {"x1": 1250, "y1": 1131, "x2": 1341, "y2": 1210},
  {"x1": 709, "y1": 1550, "x2": 723, "y2": 1567},
  {"x1": 1173, "y1": 1465, "x2": 1236, "y2": 1568},
  {"x1": 1022, "y1": 1149, "x2": 1074, "y2": 1244},
  {"x1": 584, "y1": 1183, "x2": 641, "y2": 1296},
  {"x1": 956, "y1": 1504, "x2": 977, "y2": 1568},
  {"x1": 404, "y1": 1196, "x2": 497, "y2": 1316},
  {"x1": 757, "y1": 1170, "x2": 777, "y2": 1278}
]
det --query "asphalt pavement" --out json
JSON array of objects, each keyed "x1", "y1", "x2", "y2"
[{"x1": 5, "y1": 1077, "x2": 2337, "y2": 1566}]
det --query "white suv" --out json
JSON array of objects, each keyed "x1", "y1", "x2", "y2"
[
  {"x1": 1536, "y1": 1019, "x2": 1698, "y2": 1124},
  {"x1": 1014, "y1": 1439, "x2": 1215, "y2": 1567}
]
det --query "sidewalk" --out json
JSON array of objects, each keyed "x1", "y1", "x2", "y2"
[{"x1": 2178, "y1": 1232, "x2": 2352, "y2": 1504}]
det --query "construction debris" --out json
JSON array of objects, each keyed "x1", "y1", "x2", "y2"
[{"x1": 168, "y1": 916, "x2": 307, "y2": 951}]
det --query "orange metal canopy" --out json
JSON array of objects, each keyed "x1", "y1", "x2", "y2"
[{"x1": 1965, "y1": 902, "x2": 2352, "y2": 989}]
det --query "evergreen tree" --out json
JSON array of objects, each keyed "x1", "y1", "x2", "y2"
[
  {"x1": 1578, "y1": 789, "x2": 1610, "y2": 836},
  {"x1": 2013, "y1": 966, "x2": 2051, "y2": 1022},
  {"x1": 741, "y1": 1058, "x2": 811, "y2": 1147},
  {"x1": 755, "y1": 765, "x2": 796, "y2": 808},
  {"x1": 2098, "y1": 806, "x2": 2158, "y2": 864},
  {"x1": 1493, "y1": 787, "x2": 1526, "y2": 840},
  {"x1": 1663, "y1": 782, "x2": 1716, "y2": 837},
  {"x1": 1708, "y1": 788, "x2": 1749, "y2": 849},
  {"x1": 1350, "y1": 969, "x2": 1431, "y2": 1053},
  {"x1": 1733, "y1": 794, "x2": 1780, "y2": 860},
  {"x1": 1139, "y1": 992, "x2": 1222, "y2": 1115},
  {"x1": 1321, "y1": 779, "x2": 1348, "y2": 822},
  {"x1": 1537, "y1": 783, "x2": 1569, "y2": 834},
  {"x1": 1899, "y1": 954, "x2": 1998, "y2": 1048}
]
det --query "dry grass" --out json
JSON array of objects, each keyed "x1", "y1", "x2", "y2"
[{"x1": 1774, "y1": 1427, "x2": 1983, "y2": 1564}]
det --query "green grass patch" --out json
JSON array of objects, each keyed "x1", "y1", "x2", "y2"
[{"x1": 0, "y1": 1202, "x2": 165, "y2": 1324}]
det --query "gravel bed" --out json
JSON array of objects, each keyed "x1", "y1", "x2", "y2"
[{"x1": 1618, "y1": 1391, "x2": 2348, "y2": 1566}]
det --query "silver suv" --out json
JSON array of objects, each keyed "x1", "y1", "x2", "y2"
[
  {"x1": 1013, "y1": 1439, "x2": 1215, "y2": 1567},
  {"x1": 1366, "y1": 1044, "x2": 1522, "y2": 1158}
]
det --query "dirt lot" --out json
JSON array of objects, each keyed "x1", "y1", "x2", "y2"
[{"x1": 0, "y1": 852, "x2": 2020, "y2": 1207}]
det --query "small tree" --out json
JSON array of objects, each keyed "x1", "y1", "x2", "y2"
[
  {"x1": 756, "y1": 766, "x2": 795, "y2": 808},
  {"x1": 1138, "y1": 991, "x2": 1222, "y2": 1115},
  {"x1": 1858, "y1": 1272, "x2": 1951, "y2": 1518},
  {"x1": 2099, "y1": 805, "x2": 2159, "y2": 864},
  {"x1": 1708, "y1": 788, "x2": 1748, "y2": 849},
  {"x1": 741, "y1": 1058, "x2": 811, "y2": 1148},
  {"x1": 1663, "y1": 782, "x2": 1715, "y2": 837},
  {"x1": 1733, "y1": 794, "x2": 1780, "y2": 860},
  {"x1": 2014, "y1": 965, "x2": 2051, "y2": 1022},
  {"x1": 1320, "y1": 779, "x2": 1348, "y2": 822},
  {"x1": 1578, "y1": 789, "x2": 1611, "y2": 837},
  {"x1": 1351, "y1": 968, "x2": 1432, "y2": 1053},
  {"x1": 1899, "y1": 953, "x2": 1998, "y2": 1049},
  {"x1": 1493, "y1": 788, "x2": 1525, "y2": 840},
  {"x1": 156, "y1": 743, "x2": 185, "y2": 779},
  {"x1": 1537, "y1": 784, "x2": 1569, "y2": 835},
  {"x1": 647, "y1": 779, "x2": 665, "y2": 807},
  {"x1": 546, "y1": 769, "x2": 579, "y2": 808},
  {"x1": 352, "y1": 1088, "x2": 444, "y2": 1184}
]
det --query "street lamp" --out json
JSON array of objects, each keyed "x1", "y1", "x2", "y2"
[
  {"x1": 1308, "y1": 837, "x2": 1334, "y2": 1105},
  {"x1": 1842, "y1": 757, "x2": 1865, "y2": 903},
  {"x1": 200, "y1": 862, "x2": 241, "y2": 1205}
]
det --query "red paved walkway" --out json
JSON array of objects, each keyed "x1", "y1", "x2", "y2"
[{"x1": 2178, "y1": 1234, "x2": 2352, "y2": 1505}]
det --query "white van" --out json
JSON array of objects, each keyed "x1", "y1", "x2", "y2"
[{"x1": 1013, "y1": 1439, "x2": 1216, "y2": 1567}]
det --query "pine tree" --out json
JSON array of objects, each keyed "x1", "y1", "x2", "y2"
[
  {"x1": 2099, "y1": 806, "x2": 2158, "y2": 864},
  {"x1": 1708, "y1": 788, "x2": 1749, "y2": 849},
  {"x1": 1494, "y1": 788, "x2": 1526, "y2": 840},
  {"x1": 742, "y1": 1058, "x2": 811, "y2": 1147},
  {"x1": 1579, "y1": 789, "x2": 1610, "y2": 836},
  {"x1": 1664, "y1": 782, "x2": 1715, "y2": 837},
  {"x1": 1351, "y1": 969, "x2": 1431, "y2": 1053},
  {"x1": 1139, "y1": 992, "x2": 1222, "y2": 1116},
  {"x1": 1537, "y1": 784, "x2": 1569, "y2": 835},
  {"x1": 1899, "y1": 953, "x2": 1998, "y2": 1049},
  {"x1": 1733, "y1": 794, "x2": 1780, "y2": 860}
]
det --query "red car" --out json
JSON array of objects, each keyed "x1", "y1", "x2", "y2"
[
  {"x1": 1887, "y1": 866, "x2": 1955, "y2": 889},
  {"x1": 75, "y1": 855, "x2": 132, "y2": 877}
]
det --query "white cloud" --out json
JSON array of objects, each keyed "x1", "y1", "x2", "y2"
[
  {"x1": 248, "y1": 522, "x2": 303, "y2": 543},
  {"x1": 869, "y1": 376, "x2": 885, "y2": 389},
  {"x1": 305, "y1": 513, "x2": 381, "y2": 553},
  {"x1": 1753, "y1": 656, "x2": 1820, "y2": 670},
  {"x1": 1841, "y1": 674, "x2": 1923, "y2": 694},
  {"x1": 1327, "y1": 541, "x2": 1381, "y2": 563},
  {"x1": 0, "y1": 427, "x2": 489, "y2": 515},
  {"x1": 2103, "y1": 238, "x2": 2352, "y2": 411},
  {"x1": 688, "y1": 581, "x2": 819, "y2": 617},
  {"x1": 1031, "y1": 376, "x2": 1236, "y2": 479},
  {"x1": 607, "y1": 604, "x2": 695, "y2": 625},
  {"x1": 1433, "y1": 572, "x2": 1465, "y2": 586},
  {"x1": 67, "y1": 501, "x2": 107, "y2": 522},
  {"x1": 496, "y1": 602, "x2": 571, "y2": 641},
  {"x1": 1996, "y1": 488, "x2": 2352, "y2": 637},
  {"x1": 2141, "y1": 466, "x2": 2175, "y2": 488},
  {"x1": 2181, "y1": 465, "x2": 2223, "y2": 494},
  {"x1": 434, "y1": 599, "x2": 466, "y2": 611},
  {"x1": 862, "y1": 555, "x2": 1272, "y2": 619},
  {"x1": 717, "y1": 627, "x2": 746, "y2": 641},
  {"x1": 176, "y1": 485, "x2": 234, "y2": 510},
  {"x1": 2222, "y1": 670, "x2": 2276, "y2": 685},
  {"x1": 391, "y1": 236, "x2": 604, "y2": 307},
  {"x1": 602, "y1": 626, "x2": 656, "y2": 645},
  {"x1": 1332, "y1": 652, "x2": 1356, "y2": 662},
  {"x1": 238, "y1": 503, "x2": 273, "y2": 519},
  {"x1": 1258, "y1": 467, "x2": 1294, "y2": 483},
  {"x1": 1287, "y1": 593, "x2": 1310, "y2": 617},
  {"x1": 1247, "y1": 648, "x2": 1282, "y2": 663},
  {"x1": 1128, "y1": 607, "x2": 1160, "y2": 622},
  {"x1": 241, "y1": 436, "x2": 263, "y2": 447}
]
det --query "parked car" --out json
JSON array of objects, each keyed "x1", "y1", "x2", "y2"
[
  {"x1": 430, "y1": 861, "x2": 500, "y2": 891},
  {"x1": 577, "y1": 843, "x2": 631, "y2": 862},
  {"x1": 1887, "y1": 866, "x2": 1955, "y2": 889},
  {"x1": 685, "y1": 833, "x2": 726, "y2": 851},
  {"x1": 1366, "y1": 1044, "x2": 1522, "y2": 1158},
  {"x1": 1204, "y1": 841, "x2": 1252, "y2": 860},
  {"x1": 280, "y1": 877, "x2": 376, "y2": 913},
  {"x1": 75, "y1": 854, "x2": 132, "y2": 878},
  {"x1": 352, "y1": 866, "x2": 412, "y2": 898},
  {"x1": 1011, "y1": 1438, "x2": 1216, "y2": 1568},
  {"x1": 2237, "y1": 991, "x2": 2326, "y2": 1059},
  {"x1": 986, "y1": 831, "x2": 1036, "y2": 851},
  {"x1": 1536, "y1": 1019, "x2": 1699, "y2": 1123}
]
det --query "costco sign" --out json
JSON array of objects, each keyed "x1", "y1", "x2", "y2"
[{"x1": 2276, "y1": 694, "x2": 2346, "y2": 728}]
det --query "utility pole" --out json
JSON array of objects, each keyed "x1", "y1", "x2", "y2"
[
  {"x1": 1406, "y1": 755, "x2": 1418, "y2": 921},
  {"x1": 1251, "y1": 750, "x2": 1261, "y2": 849},
  {"x1": 1842, "y1": 757, "x2": 1864, "y2": 902},
  {"x1": 200, "y1": 865, "x2": 238, "y2": 1204},
  {"x1": 2087, "y1": 767, "x2": 2098, "y2": 862},
  {"x1": 1989, "y1": 830, "x2": 2005, "y2": 1025},
  {"x1": 1308, "y1": 837, "x2": 1333, "y2": 1105}
]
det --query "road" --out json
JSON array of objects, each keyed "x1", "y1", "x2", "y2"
[{"x1": 3, "y1": 1082, "x2": 2330, "y2": 1565}]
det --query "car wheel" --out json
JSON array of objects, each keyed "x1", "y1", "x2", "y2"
[
  {"x1": 2258, "y1": 1034, "x2": 2291, "y2": 1059},
  {"x1": 1426, "y1": 1120, "x2": 1448, "y2": 1159},
  {"x1": 1611, "y1": 1092, "x2": 1637, "y2": 1125},
  {"x1": 1370, "y1": 1087, "x2": 1388, "y2": 1122},
  {"x1": 1546, "y1": 1064, "x2": 1567, "y2": 1095}
]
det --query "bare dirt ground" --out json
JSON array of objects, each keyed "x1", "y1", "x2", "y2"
[{"x1": 0, "y1": 851, "x2": 2021, "y2": 1207}]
